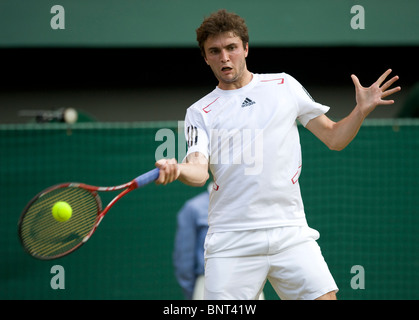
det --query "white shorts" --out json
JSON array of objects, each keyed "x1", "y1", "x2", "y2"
[{"x1": 204, "y1": 226, "x2": 338, "y2": 300}]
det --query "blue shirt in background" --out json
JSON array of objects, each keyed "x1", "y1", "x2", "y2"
[{"x1": 173, "y1": 190, "x2": 209, "y2": 300}]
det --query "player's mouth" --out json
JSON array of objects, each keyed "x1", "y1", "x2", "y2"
[{"x1": 221, "y1": 66, "x2": 233, "y2": 74}]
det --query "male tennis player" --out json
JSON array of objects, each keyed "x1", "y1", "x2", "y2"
[{"x1": 155, "y1": 9, "x2": 400, "y2": 300}]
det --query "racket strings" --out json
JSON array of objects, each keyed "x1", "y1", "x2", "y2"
[{"x1": 19, "y1": 186, "x2": 100, "y2": 259}]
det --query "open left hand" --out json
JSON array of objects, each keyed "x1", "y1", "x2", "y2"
[{"x1": 351, "y1": 69, "x2": 401, "y2": 117}]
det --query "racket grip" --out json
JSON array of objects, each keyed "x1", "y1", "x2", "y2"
[{"x1": 134, "y1": 168, "x2": 160, "y2": 188}]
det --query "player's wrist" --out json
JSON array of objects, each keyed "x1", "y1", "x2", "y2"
[{"x1": 355, "y1": 104, "x2": 370, "y2": 119}]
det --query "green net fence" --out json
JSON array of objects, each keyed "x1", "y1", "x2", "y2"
[{"x1": 1, "y1": 120, "x2": 418, "y2": 299}]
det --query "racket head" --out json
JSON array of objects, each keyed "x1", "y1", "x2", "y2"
[{"x1": 18, "y1": 183, "x2": 102, "y2": 260}]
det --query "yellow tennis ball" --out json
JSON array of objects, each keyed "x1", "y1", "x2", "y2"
[{"x1": 52, "y1": 201, "x2": 72, "y2": 222}]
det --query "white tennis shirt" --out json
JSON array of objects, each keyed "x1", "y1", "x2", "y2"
[{"x1": 184, "y1": 73, "x2": 329, "y2": 233}]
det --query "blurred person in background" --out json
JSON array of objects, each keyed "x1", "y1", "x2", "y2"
[{"x1": 173, "y1": 184, "x2": 211, "y2": 300}]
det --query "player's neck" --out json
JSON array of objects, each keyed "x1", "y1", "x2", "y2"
[{"x1": 217, "y1": 70, "x2": 253, "y2": 91}]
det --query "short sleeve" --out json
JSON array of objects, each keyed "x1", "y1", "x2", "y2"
[
  {"x1": 184, "y1": 107, "x2": 210, "y2": 161},
  {"x1": 286, "y1": 74, "x2": 330, "y2": 127}
]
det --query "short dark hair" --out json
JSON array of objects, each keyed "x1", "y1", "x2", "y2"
[{"x1": 196, "y1": 9, "x2": 249, "y2": 57}]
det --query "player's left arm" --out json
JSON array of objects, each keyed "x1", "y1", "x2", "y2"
[{"x1": 306, "y1": 69, "x2": 401, "y2": 151}]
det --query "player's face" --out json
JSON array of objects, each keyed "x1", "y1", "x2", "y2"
[{"x1": 203, "y1": 32, "x2": 251, "y2": 90}]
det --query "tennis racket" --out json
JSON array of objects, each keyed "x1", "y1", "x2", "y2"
[{"x1": 18, "y1": 168, "x2": 160, "y2": 260}]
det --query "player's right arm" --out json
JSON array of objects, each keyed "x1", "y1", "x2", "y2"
[
  {"x1": 155, "y1": 152, "x2": 209, "y2": 187},
  {"x1": 156, "y1": 100, "x2": 210, "y2": 187},
  {"x1": 179, "y1": 152, "x2": 209, "y2": 187}
]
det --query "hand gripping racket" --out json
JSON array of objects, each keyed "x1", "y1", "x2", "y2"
[{"x1": 18, "y1": 168, "x2": 160, "y2": 260}]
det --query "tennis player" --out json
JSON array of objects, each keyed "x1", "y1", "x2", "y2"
[{"x1": 155, "y1": 9, "x2": 400, "y2": 300}]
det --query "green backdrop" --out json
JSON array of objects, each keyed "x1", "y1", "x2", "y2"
[
  {"x1": 1, "y1": 0, "x2": 418, "y2": 47},
  {"x1": 1, "y1": 120, "x2": 418, "y2": 299}
]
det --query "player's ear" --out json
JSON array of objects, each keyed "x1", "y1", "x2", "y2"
[
  {"x1": 244, "y1": 42, "x2": 249, "y2": 58},
  {"x1": 201, "y1": 42, "x2": 210, "y2": 65}
]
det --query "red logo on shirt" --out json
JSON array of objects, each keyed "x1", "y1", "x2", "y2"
[
  {"x1": 213, "y1": 182, "x2": 219, "y2": 191},
  {"x1": 291, "y1": 165, "x2": 302, "y2": 184},
  {"x1": 203, "y1": 97, "x2": 220, "y2": 113},
  {"x1": 261, "y1": 78, "x2": 284, "y2": 85}
]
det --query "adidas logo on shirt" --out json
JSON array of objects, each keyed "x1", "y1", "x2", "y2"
[{"x1": 241, "y1": 97, "x2": 255, "y2": 108}]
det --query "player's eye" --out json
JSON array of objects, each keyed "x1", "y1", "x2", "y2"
[{"x1": 208, "y1": 48, "x2": 220, "y2": 55}]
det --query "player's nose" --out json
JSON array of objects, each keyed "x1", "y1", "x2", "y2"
[{"x1": 220, "y1": 49, "x2": 230, "y2": 63}]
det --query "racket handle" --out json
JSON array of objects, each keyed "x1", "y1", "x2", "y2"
[{"x1": 133, "y1": 168, "x2": 160, "y2": 188}]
